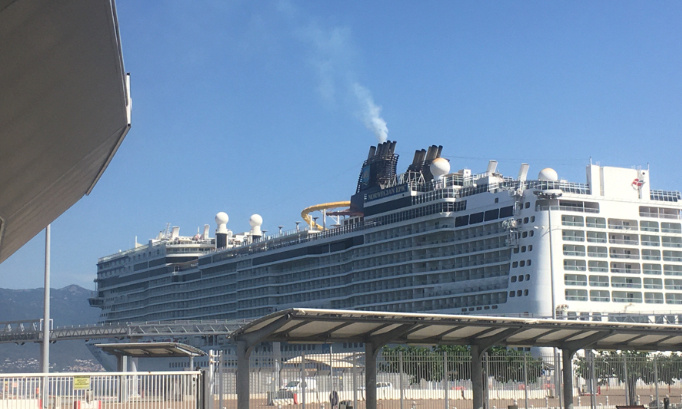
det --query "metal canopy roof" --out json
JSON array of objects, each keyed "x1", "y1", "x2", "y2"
[
  {"x1": 232, "y1": 308, "x2": 682, "y2": 352},
  {"x1": 96, "y1": 342, "x2": 206, "y2": 358},
  {"x1": 0, "y1": 0, "x2": 131, "y2": 263}
]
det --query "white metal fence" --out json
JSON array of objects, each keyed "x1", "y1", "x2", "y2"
[
  {"x1": 4, "y1": 350, "x2": 682, "y2": 409},
  {"x1": 0, "y1": 371, "x2": 202, "y2": 409},
  {"x1": 205, "y1": 348, "x2": 682, "y2": 409}
]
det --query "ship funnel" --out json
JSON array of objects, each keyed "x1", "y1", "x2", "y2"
[
  {"x1": 202, "y1": 224, "x2": 210, "y2": 240},
  {"x1": 367, "y1": 146, "x2": 376, "y2": 160},
  {"x1": 425, "y1": 146, "x2": 437, "y2": 162},
  {"x1": 518, "y1": 163, "x2": 530, "y2": 182},
  {"x1": 171, "y1": 226, "x2": 180, "y2": 240},
  {"x1": 215, "y1": 212, "x2": 229, "y2": 249},
  {"x1": 486, "y1": 160, "x2": 498, "y2": 175}
]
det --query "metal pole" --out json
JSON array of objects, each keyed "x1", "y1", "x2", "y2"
[
  {"x1": 546, "y1": 200, "x2": 562, "y2": 409},
  {"x1": 471, "y1": 345, "x2": 484, "y2": 409},
  {"x1": 42, "y1": 224, "x2": 51, "y2": 409},
  {"x1": 444, "y1": 351, "x2": 449, "y2": 409},
  {"x1": 399, "y1": 350, "x2": 404, "y2": 409},
  {"x1": 219, "y1": 350, "x2": 224, "y2": 409},
  {"x1": 483, "y1": 352, "x2": 490, "y2": 409},
  {"x1": 353, "y1": 352, "x2": 357, "y2": 409},
  {"x1": 524, "y1": 353, "x2": 529, "y2": 409},
  {"x1": 365, "y1": 342, "x2": 378, "y2": 409},
  {"x1": 589, "y1": 350, "x2": 597, "y2": 409},
  {"x1": 623, "y1": 354, "x2": 629, "y2": 406},
  {"x1": 562, "y1": 349, "x2": 574, "y2": 409},
  {"x1": 301, "y1": 350, "x2": 306, "y2": 409},
  {"x1": 236, "y1": 340, "x2": 251, "y2": 409},
  {"x1": 655, "y1": 355, "x2": 660, "y2": 409},
  {"x1": 556, "y1": 350, "x2": 563, "y2": 409}
]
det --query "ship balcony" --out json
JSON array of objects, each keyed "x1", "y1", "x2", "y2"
[
  {"x1": 609, "y1": 249, "x2": 640, "y2": 259},
  {"x1": 610, "y1": 262, "x2": 641, "y2": 274},
  {"x1": 88, "y1": 297, "x2": 103, "y2": 307}
]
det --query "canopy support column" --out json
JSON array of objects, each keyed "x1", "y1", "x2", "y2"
[
  {"x1": 365, "y1": 341, "x2": 379, "y2": 409},
  {"x1": 237, "y1": 340, "x2": 251, "y2": 409},
  {"x1": 471, "y1": 344, "x2": 484, "y2": 409},
  {"x1": 562, "y1": 348, "x2": 576, "y2": 409}
]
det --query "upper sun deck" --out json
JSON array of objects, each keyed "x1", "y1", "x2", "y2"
[{"x1": 98, "y1": 235, "x2": 214, "y2": 265}]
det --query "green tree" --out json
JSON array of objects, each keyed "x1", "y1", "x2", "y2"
[
  {"x1": 486, "y1": 347, "x2": 544, "y2": 384},
  {"x1": 381, "y1": 345, "x2": 542, "y2": 385},
  {"x1": 574, "y1": 351, "x2": 674, "y2": 405},
  {"x1": 380, "y1": 345, "x2": 441, "y2": 383}
]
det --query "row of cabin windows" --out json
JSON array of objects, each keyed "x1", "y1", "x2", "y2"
[
  {"x1": 564, "y1": 273, "x2": 682, "y2": 290},
  {"x1": 561, "y1": 215, "x2": 682, "y2": 233},
  {"x1": 563, "y1": 244, "x2": 682, "y2": 259},
  {"x1": 565, "y1": 289, "x2": 682, "y2": 304},
  {"x1": 564, "y1": 259, "x2": 682, "y2": 275},
  {"x1": 511, "y1": 274, "x2": 531, "y2": 283},
  {"x1": 562, "y1": 230, "x2": 682, "y2": 247}
]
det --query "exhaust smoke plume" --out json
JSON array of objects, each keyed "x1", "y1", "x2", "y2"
[
  {"x1": 353, "y1": 83, "x2": 388, "y2": 143},
  {"x1": 297, "y1": 18, "x2": 389, "y2": 143}
]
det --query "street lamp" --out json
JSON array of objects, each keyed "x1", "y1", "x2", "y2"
[{"x1": 533, "y1": 189, "x2": 563, "y2": 409}]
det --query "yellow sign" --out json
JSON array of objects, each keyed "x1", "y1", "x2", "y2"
[{"x1": 73, "y1": 376, "x2": 90, "y2": 390}]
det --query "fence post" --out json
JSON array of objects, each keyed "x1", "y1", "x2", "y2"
[
  {"x1": 199, "y1": 369, "x2": 207, "y2": 409},
  {"x1": 219, "y1": 350, "x2": 224, "y2": 409},
  {"x1": 353, "y1": 352, "x2": 357, "y2": 409},
  {"x1": 207, "y1": 351, "x2": 216, "y2": 409},
  {"x1": 399, "y1": 350, "x2": 404, "y2": 409},
  {"x1": 41, "y1": 373, "x2": 48, "y2": 409},
  {"x1": 589, "y1": 350, "x2": 597, "y2": 409},
  {"x1": 444, "y1": 351, "x2": 449, "y2": 409},
  {"x1": 485, "y1": 352, "x2": 490, "y2": 409},
  {"x1": 301, "y1": 350, "x2": 306, "y2": 409},
  {"x1": 655, "y1": 355, "x2": 660, "y2": 409},
  {"x1": 623, "y1": 354, "x2": 629, "y2": 406},
  {"x1": 524, "y1": 353, "x2": 529, "y2": 409}
]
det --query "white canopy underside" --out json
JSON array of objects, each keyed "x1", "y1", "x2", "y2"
[{"x1": 0, "y1": 0, "x2": 130, "y2": 263}]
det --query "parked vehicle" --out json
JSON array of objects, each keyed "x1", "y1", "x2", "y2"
[{"x1": 283, "y1": 379, "x2": 317, "y2": 392}]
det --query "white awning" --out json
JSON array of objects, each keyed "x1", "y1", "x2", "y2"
[{"x1": 0, "y1": 0, "x2": 131, "y2": 263}]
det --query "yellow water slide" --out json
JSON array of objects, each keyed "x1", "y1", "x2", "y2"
[{"x1": 301, "y1": 201, "x2": 351, "y2": 230}]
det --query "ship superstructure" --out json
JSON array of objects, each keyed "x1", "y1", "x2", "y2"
[{"x1": 90, "y1": 141, "x2": 682, "y2": 327}]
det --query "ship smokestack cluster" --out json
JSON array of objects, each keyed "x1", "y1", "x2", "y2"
[{"x1": 406, "y1": 145, "x2": 444, "y2": 182}]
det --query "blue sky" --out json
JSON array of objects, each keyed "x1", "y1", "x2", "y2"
[{"x1": 1, "y1": 1, "x2": 681, "y2": 290}]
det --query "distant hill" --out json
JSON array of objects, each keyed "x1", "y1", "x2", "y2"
[{"x1": 0, "y1": 285, "x2": 103, "y2": 372}]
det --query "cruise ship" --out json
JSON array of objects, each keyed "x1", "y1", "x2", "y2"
[{"x1": 90, "y1": 140, "x2": 682, "y2": 341}]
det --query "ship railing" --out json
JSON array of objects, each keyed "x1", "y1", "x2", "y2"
[
  {"x1": 208, "y1": 220, "x2": 382, "y2": 261},
  {"x1": 536, "y1": 205, "x2": 600, "y2": 213},
  {"x1": 651, "y1": 189, "x2": 682, "y2": 202}
]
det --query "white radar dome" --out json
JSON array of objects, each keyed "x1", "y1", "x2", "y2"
[
  {"x1": 538, "y1": 168, "x2": 559, "y2": 182},
  {"x1": 215, "y1": 212, "x2": 229, "y2": 234},
  {"x1": 430, "y1": 157, "x2": 451, "y2": 179},
  {"x1": 249, "y1": 214, "x2": 263, "y2": 227},
  {"x1": 215, "y1": 212, "x2": 229, "y2": 225}
]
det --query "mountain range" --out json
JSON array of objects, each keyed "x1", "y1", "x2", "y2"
[{"x1": 0, "y1": 285, "x2": 103, "y2": 373}]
